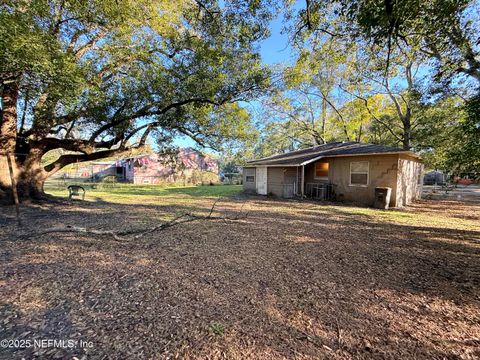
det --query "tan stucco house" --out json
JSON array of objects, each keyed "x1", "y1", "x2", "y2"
[{"x1": 243, "y1": 142, "x2": 423, "y2": 208}]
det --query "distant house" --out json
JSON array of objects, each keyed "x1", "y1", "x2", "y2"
[
  {"x1": 91, "y1": 161, "x2": 118, "y2": 179},
  {"x1": 116, "y1": 148, "x2": 218, "y2": 185},
  {"x1": 423, "y1": 170, "x2": 446, "y2": 185},
  {"x1": 243, "y1": 141, "x2": 423, "y2": 207}
]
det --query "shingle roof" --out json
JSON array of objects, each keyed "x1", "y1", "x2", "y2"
[{"x1": 246, "y1": 142, "x2": 418, "y2": 166}]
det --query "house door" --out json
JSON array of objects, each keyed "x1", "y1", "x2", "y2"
[{"x1": 256, "y1": 167, "x2": 268, "y2": 195}]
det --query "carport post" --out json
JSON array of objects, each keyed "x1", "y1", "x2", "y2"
[
  {"x1": 296, "y1": 166, "x2": 299, "y2": 195},
  {"x1": 301, "y1": 165, "x2": 305, "y2": 198}
]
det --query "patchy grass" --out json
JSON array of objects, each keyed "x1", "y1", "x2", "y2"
[
  {"x1": 317, "y1": 202, "x2": 479, "y2": 231},
  {"x1": 209, "y1": 322, "x2": 226, "y2": 336},
  {"x1": 1, "y1": 193, "x2": 479, "y2": 359}
]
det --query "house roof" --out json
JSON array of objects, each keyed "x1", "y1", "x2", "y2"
[{"x1": 246, "y1": 141, "x2": 419, "y2": 166}]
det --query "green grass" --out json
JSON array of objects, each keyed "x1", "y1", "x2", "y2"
[
  {"x1": 45, "y1": 181, "x2": 243, "y2": 204},
  {"x1": 44, "y1": 180, "x2": 479, "y2": 232},
  {"x1": 317, "y1": 204, "x2": 479, "y2": 231},
  {"x1": 208, "y1": 322, "x2": 225, "y2": 336}
]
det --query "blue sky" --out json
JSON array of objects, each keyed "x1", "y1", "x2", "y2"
[
  {"x1": 257, "y1": 14, "x2": 293, "y2": 65},
  {"x1": 173, "y1": 14, "x2": 293, "y2": 149}
]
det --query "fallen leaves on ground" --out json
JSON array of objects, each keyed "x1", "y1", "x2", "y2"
[{"x1": 0, "y1": 196, "x2": 479, "y2": 359}]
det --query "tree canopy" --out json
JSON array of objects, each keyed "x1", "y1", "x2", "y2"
[
  {"x1": 245, "y1": 0, "x2": 479, "y2": 174},
  {"x1": 0, "y1": 0, "x2": 273, "y2": 199},
  {"x1": 1, "y1": 0, "x2": 479, "y2": 201}
]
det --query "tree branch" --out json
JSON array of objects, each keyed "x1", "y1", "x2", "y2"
[
  {"x1": 20, "y1": 199, "x2": 249, "y2": 241},
  {"x1": 43, "y1": 147, "x2": 129, "y2": 176},
  {"x1": 88, "y1": 97, "x2": 222, "y2": 143},
  {"x1": 338, "y1": 84, "x2": 404, "y2": 143}
]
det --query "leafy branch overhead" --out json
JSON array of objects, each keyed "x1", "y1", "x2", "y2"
[
  {"x1": 0, "y1": 0, "x2": 274, "y2": 199},
  {"x1": 249, "y1": 0, "x2": 479, "y2": 172}
]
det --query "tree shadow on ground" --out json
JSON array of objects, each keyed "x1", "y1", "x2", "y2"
[{"x1": 0, "y1": 196, "x2": 479, "y2": 359}]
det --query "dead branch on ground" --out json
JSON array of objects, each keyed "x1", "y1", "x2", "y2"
[{"x1": 19, "y1": 199, "x2": 249, "y2": 241}]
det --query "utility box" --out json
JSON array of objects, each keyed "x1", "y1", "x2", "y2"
[{"x1": 374, "y1": 187, "x2": 392, "y2": 209}]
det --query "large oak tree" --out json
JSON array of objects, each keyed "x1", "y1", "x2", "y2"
[{"x1": 0, "y1": 0, "x2": 272, "y2": 201}]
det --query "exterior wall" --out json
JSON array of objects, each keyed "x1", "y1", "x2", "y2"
[
  {"x1": 242, "y1": 166, "x2": 301, "y2": 196},
  {"x1": 242, "y1": 167, "x2": 256, "y2": 192},
  {"x1": 244, "y1": 154, "x2": 422, "y2": 207},
  {"x1": 267, "y1": 167, "x2": 301, "y2": 197},
  {"x1": 396, "y1": 155, "x2": 423, "y2": 206},
  {"x1": 312, "y1": 154, "x2": 400, "y2": 207},
  {"x1": 267, "y1": 167, "x2": 284, "y2": 197},
  {"x1": 284, "y1": 167, "x2": 301, "y2": 196},
  {"x1": 124, "y1": 159, "x2": 135, "y2": 181}
]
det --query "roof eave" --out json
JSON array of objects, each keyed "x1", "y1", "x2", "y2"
[
  {"x1": 245, "y1": 163, "x2": 303, "y2": 167},
  {"x1": 247, "y1": 151, "x2": 420, "y2": 167},
  {"x1": 321, "y1": 151, "x2": 421, "y2": 160}
]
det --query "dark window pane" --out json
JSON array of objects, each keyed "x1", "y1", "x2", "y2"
[{"x1": 351, "y1": 173, "x2": 368, "y2": 185}]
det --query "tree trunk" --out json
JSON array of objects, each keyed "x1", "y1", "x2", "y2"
[
  {"x1": 320, "y1": 98, "x2": 327, "y2": 144},
  {"x1": 17, "y1": 172, "x2": 48, "y2": 199},
  {"x1": 18, "y1": 147, "x2": 49, "y2": 199},
  {"x1": 0, "y1": 152, "x2": 48, "y2": 202},
  {"x1": 1, "y1": 82, "x2": 50, "y2": 202},
  {"x1": 0, "y1": 82, "x2": 18, "y2": 151},
  {"x1": 402, "y1": 109, "x2": 412, "y2": 150},
  {"x1": 0, "y1": 81, "x2": 20, "y2": 203},
  {"x1": 402, "y1": 126, "x2": 411, "y2": 150}
]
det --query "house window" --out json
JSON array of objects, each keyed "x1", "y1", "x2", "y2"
[
  {"x1": 314, "y1": 161, "x2": 329, "y2": 179},
  {"x1": 350, "y1": 161, "x2": 369, "y2": 186},
  {"x1": 246, "y1": 175, "x2": 255, "y2": 183}
]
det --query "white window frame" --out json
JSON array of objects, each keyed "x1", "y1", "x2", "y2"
[
  {"x1": 314, "y1": 161, "x2": 329, "y2": 180},
  {"x1": 349, "y1": 161, "x2": 369, "y2": 187},
  {"x1": 245, "y1": 175, "x2": 255, "y2": 183}
]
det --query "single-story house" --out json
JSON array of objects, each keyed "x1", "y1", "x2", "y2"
[{"x1": 243, "y1": 141, "x2": 423, "y2": 207}]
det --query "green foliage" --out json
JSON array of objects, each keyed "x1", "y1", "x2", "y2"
[
  {"x1": 263, "y1": 0, "x2": 479, "y2": 172},
  {"x1": 1, "y1": 0, "x2": 273, "y2": 184},
  {"x1": 308, "y1": 0, "x2": 480, "y2": 87},
  {"x1": 254, "y1": 121, "x2": 304, "y2": 158},
  {"x1": 190, "y1": 170, "x2": 220, "y2": 185},
  {"x1": 414, "y1": 95, "x2": 479, "y2": 173},
  {"x1": 445, "y1": 95, "x2": 480, "y2": 173},
  {"x1": 208, "y1": 322, "x2": 225, "y2": 336}
]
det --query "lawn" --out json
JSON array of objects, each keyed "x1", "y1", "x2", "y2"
[
  {"x1": 45, "y1": 181, "x2": 243, "y2": 204},
  {"x1": 1, "y1": 186, "x2": 479, "y2": 359}
]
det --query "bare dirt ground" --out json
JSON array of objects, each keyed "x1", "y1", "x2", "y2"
[{"x1": 1, "y1": 193, "x2": 479, "y2": 359}]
